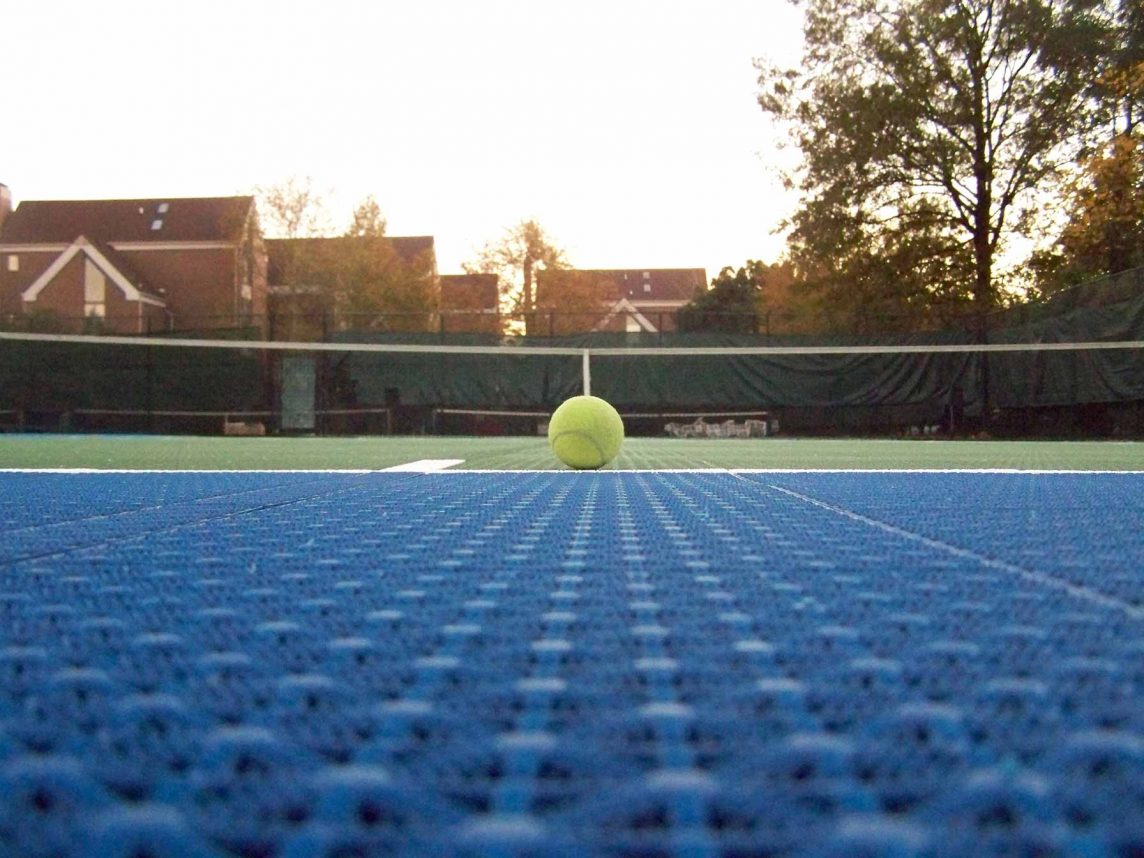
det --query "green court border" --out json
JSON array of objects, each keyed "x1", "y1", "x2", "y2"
[{"x1": 0, "y1": 434, "x2": 1141, "y2": 471}]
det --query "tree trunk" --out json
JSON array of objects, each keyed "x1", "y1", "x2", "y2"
[{"x1": 522, "y1": 255, "x2": 534, "y2": 314}]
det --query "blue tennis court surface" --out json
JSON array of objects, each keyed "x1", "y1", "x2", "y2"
[{"x1": 1, "y1": 469, "x2": 1142, "y2": 856}]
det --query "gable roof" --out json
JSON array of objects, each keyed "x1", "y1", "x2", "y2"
[
  {"x1": 536, "y1": 268, "x2": 707, "y2": 304},
  {"x1": 0, "y1": 196, "x2": 255, "y2": 244},
  {"x1": 593, "y1": 297, "x2": 657, "y2": 332},
  {"x1": 22, "y1": 236, "x2": 166, "y2": 306}
]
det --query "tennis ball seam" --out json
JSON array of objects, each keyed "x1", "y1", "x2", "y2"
[{"x1": 550, "y1": 429, "x2": 606, "y2": 468}]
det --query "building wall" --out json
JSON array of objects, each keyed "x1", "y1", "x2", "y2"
[
  {"x1": 19, "y1": 254, "x2": 154, "y2": 333},
  {"x1": 0, "y1": 185, "x2": 11, "y2": 236},
  {"x1": 245, "y1": 232, "x2": 269, "y2": 329},
  {"x1": 627, "y1": 301, "x2": 689, "y2": 333},
  {"x1": 534, "y1": 268, "x2": 704, "y2": 334},
  {"x1": 23, "y1": 253, "x2": 85, "y2": 319},
  {"x1": 2, "y1": 243, "x2": 266, "y2": 333},
  {"x1": 0, "y1": 248, "x2": 58, "y2": 318},
  {"x1": 0, "y1": 196, "x2": 267, "y2": 334},
  {"x1": 120, "y1": 247, "x2": 241, "y2": 330}
]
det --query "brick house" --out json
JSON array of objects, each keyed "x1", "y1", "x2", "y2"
[
  {"x1": 534, "y1": 268, "x2": 707, "y2": 334},
  {"x1": 0, "y1": 189, "x2": 267, "y2": 334}
]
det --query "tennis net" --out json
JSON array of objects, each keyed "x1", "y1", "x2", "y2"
[
  {"x1": 1, "y1": 330, "x2": 1141, "y2": 437},
  {"x1": 431, "y1": 408, "x2": 775, "y2": 438}
]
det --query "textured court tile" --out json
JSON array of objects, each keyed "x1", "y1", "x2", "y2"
[{"x1": 0, "y1": 471, "x2": 1141, "y2": 856}]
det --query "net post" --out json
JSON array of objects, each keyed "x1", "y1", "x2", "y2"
[{"x1": 582, "y1": 349, "x2": 591, "y2": 396}]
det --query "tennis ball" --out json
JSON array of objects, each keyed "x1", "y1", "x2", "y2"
[{"x1": 548, "y1": 395, "x2": 624, "y2": 470}]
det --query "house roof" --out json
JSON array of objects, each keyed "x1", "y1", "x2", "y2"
[
  {"x1": 0, "y1": 196, "x2": 256, "y2": 244},
  {"x1": 266, "y1": 236, "x2": 436, "y2": 285},
  {"x1": 537, "y1": 268, "x2": 707, "y2": 304}
]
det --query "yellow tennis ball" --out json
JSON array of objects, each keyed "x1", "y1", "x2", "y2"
[{"x1": 548, "y1": 395, "x2": 625, "y2": 470}]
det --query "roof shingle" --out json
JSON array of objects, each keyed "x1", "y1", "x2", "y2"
[{"x1": 0, "y1": 196, "x2": 256, "y2": 244}]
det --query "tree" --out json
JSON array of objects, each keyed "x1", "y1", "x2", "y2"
[
  {"x1": 533, "y1": 269, "x2": 616, "y2": 334},
  {"x1": 787, "y1": 195, "x2": 978, "y2": 332},
  {"x1": 255, "y1": 175, "x2": 333, "y2": 239},
  {"x1": 678, "y1": 263, "x2": 765, "y2": 334},
  {"x1": 1027, "y1": 2, "x2": 1144, "y2": 294},
  {"x1": 347, "y1": 196, "x2": 387, "y2": 238},
  {"x1": 677, "y1": 261, "x2": 819, "y2": 335},
  {"x1": 759, "y1": 0, "x2": 1108, "y2": 326},
  {"x1": 464, "y1": 220, "x2": 568, "y2": 319},
  {"x1": 1089, "y1": 1, "x2": 1144, "y2": 134},
  {"x1": 1031, "y1": 130, "x2": 1144, "y2": 292},
  {"x1": 751, "y1": 260, "x2": 820, "y2": 334},
  {"x1": 332, "y1": 234, "x2": 438, "y2": 332},
  {"x1": 256, "y1": 181, "x2": 437, "y2": 333}
]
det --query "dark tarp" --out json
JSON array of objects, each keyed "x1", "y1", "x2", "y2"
[
  {"x1": 0, "y1": 339, "x2": 264, "y2": 414},
  {"x1": 1, "y1": 290, "x2": 1140, "y2": 432},
  {"x1": 988, "y1": 291, "x2": 1144, "y2": 408}
]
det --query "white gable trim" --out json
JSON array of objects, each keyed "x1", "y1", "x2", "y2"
[
  {"x1": 111, "y1": 241, "x2": 233, "y2": 251},
  {"x1": 0, "y1": 241, "x2": 232, "y2": 252},
  {"x1": 0, "y1": 244, "x2": 71, "y2": 253},
  {"x1": 628, "y1": 298, "x2": 689, "y2": 309},
  {"x1": 593, "y1": 297, "x2": 658, "y2": 333},
  {"x1": 22, "y1": 237, "x2": 165, "y2": 307}
]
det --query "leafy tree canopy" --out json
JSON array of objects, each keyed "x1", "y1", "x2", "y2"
[
  {"x1": 759, "y1": 0, "x2": 1109, "y2": 328},
  {"x1": 464, "y1": 219, "x2": 568, "y2": 317},
  {"x1": 1030, "y1": 130, "x2": 1144, "y2": 294},
  {"x1": 255, "y1": 179, "x2": 436, "y2": 332},
  {"x1": 678, "y1": 262, "x2": 769, "y2": 334}
]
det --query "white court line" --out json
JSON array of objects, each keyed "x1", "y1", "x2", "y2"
[
  {"x1": 768, "y1": 483, "x2": 1144, "y2": 621},
  {"x1": 381, "y1": 459, "x2": 466, "y2": 472},
  {"x1": 1, "y1": 467, "x2": 1141, "y2": 475},
  {"x1": 0, "y1": 468, "x2": 376, "y2": 474},
  {"x1": 418, "y1": 468, "x2": 1144, "y2": 474},
  {"x1": 733, "y1": 468, "x2": 1144, "y2": 475}
]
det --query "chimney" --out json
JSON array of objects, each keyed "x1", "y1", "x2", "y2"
[{"x1": 0, "y1": 184, "x2": 11, "y2": 237}]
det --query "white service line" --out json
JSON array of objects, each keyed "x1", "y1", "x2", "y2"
[
  {"x1": 734, "y1": 468, "x2": 1144, "y2": 475},
  {"x1": 2, "y1": 466, "x2": 1141, "y2": 475},
  {"x1": 382, "y1": 459, "x2": 466, "y2": 472},
  {"x1": 0, "y1": 468, "x2": 378, "y2": 474},
  {"x1": 768, "y1": 483, "x2": 1144, "y2": 621}
]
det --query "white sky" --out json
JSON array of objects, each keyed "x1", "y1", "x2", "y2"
[{"x1": 4, "y1": 0, "x2": 805, "y2": 280}]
